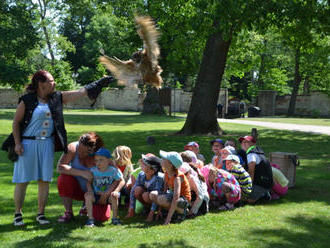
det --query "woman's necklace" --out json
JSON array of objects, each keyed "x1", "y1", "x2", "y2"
[{"x1": 37, "y1": 95, "x2": 48, "y2": 103}]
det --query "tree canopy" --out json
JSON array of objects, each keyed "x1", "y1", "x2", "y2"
[{"x1": 0, "y1": 0, "x2": 328, "y2": 125}]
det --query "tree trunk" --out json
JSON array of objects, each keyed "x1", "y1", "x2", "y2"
[
  {"x1": 178, "y1": 30, "x2": 231, "y2": 135},
  {"x1": 257, "y1": 39, "x2": 267, "y2": 89},
  {"x1": 288, "y1": 48, "x2": 301, "y2": 116},
  {"x1": 142, "y1": 86, "x2": 165, "y2": 114},
  {"x1": 303, "y1": 76, "x2": 310, "y2": 94},
  {"x1": 38, "y1": 0, "x2": 55, "y2": 66}
]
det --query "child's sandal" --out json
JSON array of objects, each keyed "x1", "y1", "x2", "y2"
[{"x1": 111, "y1": 217, "x2": 122, "y2": 225}]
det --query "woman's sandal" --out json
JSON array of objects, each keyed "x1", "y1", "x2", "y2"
[
  {"x1": 36, "y1": 214, "x2": 50, "y2": 225},
  {"x1": 13, "y1": 213, "x2": 24, "y2": 226}
]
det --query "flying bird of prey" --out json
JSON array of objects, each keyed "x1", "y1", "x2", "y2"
[{"x1": 99, "y1": 16, "x2": 162, "y2": 88}]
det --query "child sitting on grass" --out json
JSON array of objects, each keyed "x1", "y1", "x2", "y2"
[
  {"x1": 211, "y1": 139, "x2": 225, "y2": 169},
  {"x1": 223, "y1": 155, "x2": 252, "y2": 199},
  {"x1": 179, "y1": 161, "x2": 209, "y2": 217},
  {"x1": 208, "y1": 166, "x2": 241, "y2": 211},
  {"x1": 84, "y1": 148, "x2": 125, "y2": 227},
  {"x1": 112, "y1": 146, "x2": 134, "y2": 206},
  {"x1": 126, "y1": 154, "x2": 164, "y2": 222},
  {"x1": 150, "y1": 150, "x2": 191, "y2": 225},
  {"x1": 184, "y1": 141, "x2": 205, "y2": 165}
]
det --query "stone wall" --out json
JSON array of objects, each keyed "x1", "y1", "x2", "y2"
[
  {"x1": 258, "y1": 90, "x2": 277, "y2": 116},
  {"x1": 275, "y1": 91, "x2": 330, "y2": 116},
  {"x1": 0, "y1": 89, "x2": 21, "y2": 108},
  {"x1": 0, "y1": 88, "x2": 228, "y2": 113}
]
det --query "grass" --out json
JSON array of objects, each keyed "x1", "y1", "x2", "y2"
[
  {"x1": 1, "y1": 109, "x2": 330, "y2": 248},
  {"x1": 235, "y1": 116, "x2": 330, "y2": 126}
]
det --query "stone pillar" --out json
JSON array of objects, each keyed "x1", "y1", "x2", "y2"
[
  {"x1": 218, "y1": 89, "x2": 228, "y2": 117},
  {"x1": 171, "y1": 89, "x2": 181, "y2": 112},
  {"x1": 257, "y1": 90, "x2": 277, "y2": 116}
]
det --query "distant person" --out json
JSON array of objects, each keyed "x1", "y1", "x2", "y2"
[
  {"x1": 84, "y1": 148, "x2": 125, "y2": 227},
  {"x1": 239, "y1": 136, "x2": 273, "y2": 203},
  {"x1": 239, "y1": 102, "x2": 245, "y2": 118},
  {"x1": 217, "y1": 103, "x2": 223, "y2": 118}
]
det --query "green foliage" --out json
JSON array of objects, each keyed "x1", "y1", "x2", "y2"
[
  {"x1": 1, "y1": 0, "x2": 329, "y2": 98},
  {"x1": 45, "y1": 60, "x2": 78, "y2": 90},
  {"x1": 0, "y1": 1, "x2": 39, "y2": 89},
  {"x1": 77, "y1": 66, "x2": 98, "y2": 86}
]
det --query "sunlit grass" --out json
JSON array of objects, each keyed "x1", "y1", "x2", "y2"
[
  {"x1": 0, "y1": 109, "x2": 329, "y2": 248},
  {"x1": 236, "y1": 117, "x2": 330, "y2": 126}
]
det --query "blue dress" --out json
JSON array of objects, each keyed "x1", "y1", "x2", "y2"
[{"x1": 13, "y1": 102, "x2": 55, "y2": 183}]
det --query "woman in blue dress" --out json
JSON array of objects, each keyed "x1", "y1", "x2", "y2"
[{"x1": 10, "y1": 70, "x2": 113, "y2": 226}]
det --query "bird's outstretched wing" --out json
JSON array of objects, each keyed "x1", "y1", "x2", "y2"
[
  {"x1": 99, "y1": 55, "x2": 141, "y2": 87},
  {"x1": 100, "y1": 15, "x2": 162, "y2": 88},
  {"x1": 135, "y1": 15, "x2": 160, "y2": 69}
]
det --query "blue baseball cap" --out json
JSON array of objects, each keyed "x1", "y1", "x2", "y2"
[
  {"x1": 94, "y1": 147, "x2": 112, "y2": 158},
  {"x1": 159, "y1": 150, "x2": 183, "y2": 169},
  {"x1": 210, "y1": 138, "x2": 224, "y2": 146}
]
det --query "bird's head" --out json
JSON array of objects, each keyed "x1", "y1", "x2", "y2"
[{"x1": 131, "y1": 50, "x2": 143, "y2": 64}]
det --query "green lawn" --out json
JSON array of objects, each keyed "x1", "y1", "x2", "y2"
[
  {"x1": 0, "y1": 109, "x2": 330, "y2": 248},
  {"x1": 236, "y1": 117, "x2": 330, "y2": 126}
]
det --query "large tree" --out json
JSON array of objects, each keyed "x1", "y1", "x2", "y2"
[
  {"x1": 176, "y1": 0, "x2": 280, "y2": 134},
  {"x1": 282, "y1": 1, "x2": 329, "y2": 115},
  {"x1": 177, "y1": 0, "x2": 328, "y2": 133}
]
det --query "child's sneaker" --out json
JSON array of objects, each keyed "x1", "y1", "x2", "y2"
[
  {"x1": 58, "y1": 211, "x2": 74, "y2": 223},
  {"x1": 36, "y1": 214, "x2": 50, "y2": 225},
  {"x1": 176, "y1": 203, "x2": 189, "y2": 222},
  {"x1": 85, "y1": 219, "x2": 95, "y2": 227},
  {"x1": 111, "y1": 217, "x2": 122, "y2": 225},
  {"x1": 13, "y1": 213, "x2": 24, "y2": 226}
]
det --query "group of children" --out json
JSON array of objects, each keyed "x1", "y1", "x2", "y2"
[{"x1": 84, "y1": 138, "x2": 289, "y2": 227}]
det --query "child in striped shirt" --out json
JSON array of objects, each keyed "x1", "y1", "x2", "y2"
[{"x1": 223, "y1": 155, "x2": 252, "y2": 198}]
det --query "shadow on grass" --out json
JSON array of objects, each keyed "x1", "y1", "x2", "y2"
[
  {"x1": 246, "y1": 215, "x2": 330, "y2": 248},
  {"x1": 10, "y1": 223, "x2": 113, "y2": 248},
  {"x1": 138, "y1": 239, "x2": 197, "y2": 248},
  {"x1": 0, "y1": 111, "x2": 184, "y2": 126}
]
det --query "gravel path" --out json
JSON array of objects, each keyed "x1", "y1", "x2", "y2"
[{"x1": 217, "y1": 119, "x2": 330, "y2": 136}]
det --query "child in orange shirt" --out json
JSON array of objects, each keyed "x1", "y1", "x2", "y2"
[{"x1": 149, "y1": 150, "x2": 191, "y2": 225}]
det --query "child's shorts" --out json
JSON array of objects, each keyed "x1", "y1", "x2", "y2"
[
  {"x1": 162, "y1": 191, "x2": 189, "y2": 209},
  {"x1": 57, "y1": 174, "x2": 111, "y2": 221}
]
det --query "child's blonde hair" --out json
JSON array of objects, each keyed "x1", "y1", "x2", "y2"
[
  {"x1": 208, "y1": 165, "x2": 219, "y2": 179},
  {"x1": 112, "y1": 146, "x2": 132, "y2": 167}
]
